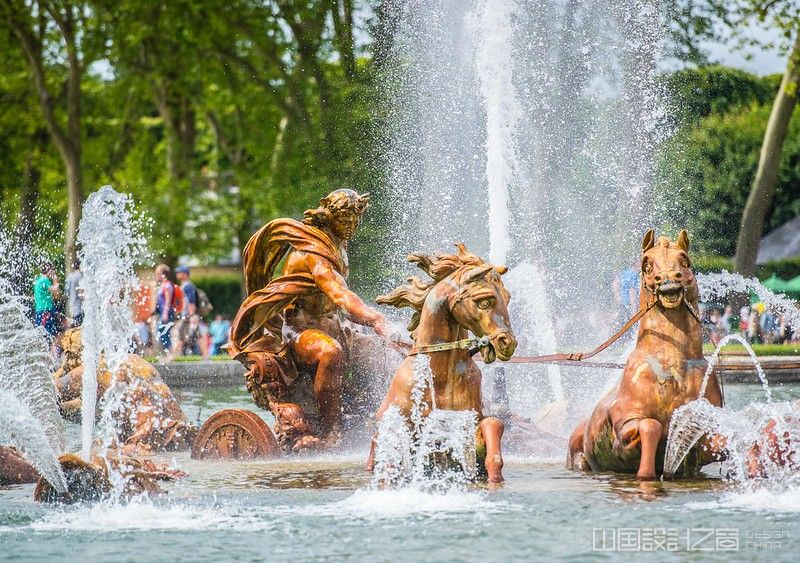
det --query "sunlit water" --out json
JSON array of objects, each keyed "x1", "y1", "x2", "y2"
[
  {"x1": 0, "y1": 236, "x2": 67, "y2": 493},
  {"x1": 2, "y1": 384, "x2": 799, "y2": 560},
  {"x1": 77, "y1": 186, "x2": 147, "y2": 462}
]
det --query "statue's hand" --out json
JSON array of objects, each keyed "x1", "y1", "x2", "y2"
[{"x1": 372, "y1": 314, "x2": 389, "y2": 337}]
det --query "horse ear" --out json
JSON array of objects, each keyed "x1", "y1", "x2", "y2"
[
  {"x1": 463, "y1": 264, "x2": 493, "y2": 284},
  {"x1": 495, "y1": 265, "x2": 508, "y2": 275},
  {"x1": 676, "y1": 230, "x2": 690, "y2": 252},
  {"x1": 642, "y1": 229, "x2": 655, "y2": 252}
]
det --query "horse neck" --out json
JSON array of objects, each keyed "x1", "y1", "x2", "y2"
[{"x1": 636, "y1": 287, "x2": 703, "y2": 359}]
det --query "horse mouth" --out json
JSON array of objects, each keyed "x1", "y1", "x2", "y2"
[
  {"x1": 482, "y1": 332, "x2": 517, "y2": 363},
  {"x1": 657, "y1": 283, "x2": 684, "y2": 308},
  {"x1": 480, "y1": 343, "x2": 497, "y2": 364}
]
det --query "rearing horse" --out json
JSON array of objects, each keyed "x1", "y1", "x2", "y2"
[
  {"x1": 365, "y1": 244, "x2": 517, "y2": 483},
  {"x1": 567, "y1": 230, "x2": 724, "y2": 479}
]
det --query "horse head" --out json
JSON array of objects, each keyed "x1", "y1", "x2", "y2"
[
  {"x1": 377, "y1": 243, "x2": 517, "y2": 364},
  {"x1": 447, "y1": 261, "x2": 516, "y2": 363},
  {"x1": 640, "y1": 229, "x2": 698, "y2": 310}
]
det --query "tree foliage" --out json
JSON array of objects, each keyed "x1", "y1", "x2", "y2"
[
  {"x1": 1, "y1": 0, "x2": 379, "y2": 269},
  {"x1": 662, "y1": 100, "x2": 800, "y2": 256}
]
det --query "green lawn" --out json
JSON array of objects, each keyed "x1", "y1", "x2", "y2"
[{"x1": 702, "y1": 343, "x2": 800, "y2": 356}]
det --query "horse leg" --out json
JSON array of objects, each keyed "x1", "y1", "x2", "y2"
[
  {"x1": 566, "y1": 420, "x2": 588, "y2": 470},
  {"x1": 480, "y1": 417, "x2": 505, "y2": 483},
  {"x1": 623, "y1": 418, "x2": 662, "y2": 481},
  {"x1": 365, "y1": 434, "x2": 377, "y2": 471},
  {"x1": 292, "y1": 330, "x2": 345, "y2": 437}
]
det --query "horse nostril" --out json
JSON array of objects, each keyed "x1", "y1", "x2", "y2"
[
  {"x1": 654, "y1": 275, "x2": 661, "y2": 283},
  {"x1": 496, "y1": 333, "x2": 516, "y2": 352}
]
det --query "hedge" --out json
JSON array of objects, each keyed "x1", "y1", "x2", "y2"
[
  {"x1": 692, "y1": 255, "x2": 800, "y2": 281},
  {"x1": 192, "y1": 274, "x2": 244, "y2": 319}
]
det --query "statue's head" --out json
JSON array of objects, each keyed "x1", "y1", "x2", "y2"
[
  {"x1": 302, "y1": 189, "x2": 370, "y2": 240},
  {"x1": 641, "y1": 229, "x2": 698, "y2": 309}
]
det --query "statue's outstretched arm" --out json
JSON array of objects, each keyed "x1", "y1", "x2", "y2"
[{"x1": 309, "y1": 255, "x2": 387, "y2": 336}]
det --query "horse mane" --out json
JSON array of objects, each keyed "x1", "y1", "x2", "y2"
[{"x1": 376, "y1": 243, "x2": 484, "y2": 333}]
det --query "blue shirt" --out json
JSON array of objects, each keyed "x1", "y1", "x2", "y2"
[
  {"x1": 619, "y1": 268, "x2": 640, "y2": 307},
  {"x1": 210, "y1": 320, "x2": 231, "y2": 343},
  {"x1": 181, "y1": 281, "x2": 197, "y2": 314}
]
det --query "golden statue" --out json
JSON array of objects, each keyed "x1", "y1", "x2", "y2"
[{"x1": 228, "y1": 189, "x2": 390, "y2": 451}]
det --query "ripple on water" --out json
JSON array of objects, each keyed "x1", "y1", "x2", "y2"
[
  {"x1": 291, "y1": 487, "x2": 520, "y2": 520},
  {"x1": 11, "y1": 484, "x2": 518, "y2": 534},
  {"x1": 687, "y1": 485, "x2": 800, "y2": 514}
]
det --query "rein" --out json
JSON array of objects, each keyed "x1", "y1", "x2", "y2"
[{"x1": 402, "y1": 277, "x2": 703, "y2": 366}]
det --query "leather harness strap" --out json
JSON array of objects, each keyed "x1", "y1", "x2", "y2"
[
  {"x1": 510, "y1": 298, "x2": 658, "y2": 364},
  {"x1": 401, "y1": 285, "x2": 703, "y2": 365},
  {"x1": 408, "y1": 336, "x2": 490, "y2": 356}
]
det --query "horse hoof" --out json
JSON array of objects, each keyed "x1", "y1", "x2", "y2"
[{"x1": 636, "y1": 472, "x2": 657, "y2": 481}]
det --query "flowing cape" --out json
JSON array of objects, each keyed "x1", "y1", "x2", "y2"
[{"x1": 229, "y1": 219, "x2": 343, "y2": 390}]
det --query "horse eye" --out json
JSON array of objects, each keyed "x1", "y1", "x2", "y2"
[
  {"x1": 643, "y1": 261, "x2": 653, "y2": 274},
  {"x1": 477, "y1": 298, "x2": 493, "y2": 309}
]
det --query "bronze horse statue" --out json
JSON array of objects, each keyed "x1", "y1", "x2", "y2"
[
  {"x1": 567, "y1": 230, "x2": 724, "y2": 479},
  {"x1": 365, "y1": 244, "x2": 517, "y2": 483}
]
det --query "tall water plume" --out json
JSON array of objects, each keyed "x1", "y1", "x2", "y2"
[
  {"x1": 0, "y1": 233, "x2": 67, "y2": 492},
  {"x1": 378, "y1": 0, "x2": 670, "y2": 430},
  {"x1": 77, "y1": 186, "x2": 146, "y2": 461}
]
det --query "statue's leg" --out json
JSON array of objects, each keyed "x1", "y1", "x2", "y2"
[
  {"x1": 619, "y1": 418, "x2": 663, "y2": 480},
  {"x1": 566, "y1": 420, "x2": 587, "y2": 470},
  {"x1": 479, "y1": 417, "x2": 505, "y2": 483},
  {"x1": 292, "y1": 329, "x2": 345, "y2": 436}
]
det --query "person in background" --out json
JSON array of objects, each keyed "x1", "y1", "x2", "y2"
[
  {"x1": 154, "y1": 264, "x2": 175, "y2": 354},
  {"x1": 197, "y1": 316, "x2": 210, "y2": 359},
  {"x1": 64, "y1": 260, "x2": 83, "y2": 327},
  {"x1": 209, "y1": 314, "x2": 231, "y2": 356},
  {"x1": 748, "y1": 304, "x2": 762, "y2": 344},
  {"x1": 719, "y1": 305, "x2": 734, "y2": 335},
  {"x1": 33, "y1": 262, "x2": 61, "y2": 355},
  {"x1": 760, "y1": 308, "x2": 777, "y2": 344},
  {"x1": 613, "y1": 258, "x2": 640, "y2": 320},
  {"x1": 739, "y1": 305, "x2": 750, "y2": 335},
  {"x1": 168, "y1": 266, "x2": 198, "y2": 360},
  {"x1": 133, "y1": 281, "x2": 154, "y2": 354}
]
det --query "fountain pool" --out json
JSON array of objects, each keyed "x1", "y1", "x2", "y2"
[{"x1": 2, "y1": 384, "x2": 799, "y2": 560}]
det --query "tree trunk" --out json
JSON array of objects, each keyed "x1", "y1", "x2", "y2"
[
  {"x1": 11, "y1": 151, "x2": 42, "y2": 295},
  {"x1": 8, "y1": 0, "x2": 84, "y2": 268},
  {"x1": 64, "y1": 148, "x2": 83, "y2": 267},
  {"x1": 734, "y1": 33, "x2": 800, "y2": 277}
]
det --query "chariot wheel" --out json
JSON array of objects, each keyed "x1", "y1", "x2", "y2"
[{"x1": 191, "y1": 409, "x2": 280, "y2": 460}]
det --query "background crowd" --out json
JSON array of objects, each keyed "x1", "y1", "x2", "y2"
[{"x1": 31, "y1": 260, "x2": 232, "y2": 361}]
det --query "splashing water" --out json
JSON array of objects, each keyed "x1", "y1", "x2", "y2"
[
  {"x1": 470, "y1": 0, "x2": 520, "y2": 267},
  {"x1": 697, "y1": 271, "x2": 800, "y2": 332},
  {"x1": 379, "y1": 1, "x2": 671, "y2": 433},
  {"x1": 76, "y1": 186, "x2": 146, "y2": 461},
  {"x1": 699, "y1": 334, "x2": 771, "y2": 403},
  {"x1": 373, "y1": 356, "x2": 478, "y2": 489},
  {"x1": 667, "y1": 399, "x2": 800, "y2": 483},
  {"x1": 0, "y1": 270, "x2": 67, "y2": 491},
  {"x1": 662, "y1": 398, "x2": 721, "y2": 477}
]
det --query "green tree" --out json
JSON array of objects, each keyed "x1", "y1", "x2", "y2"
[
  {"x1": 667, "y1": 0, "x2": 800, "y2": 276},
  {"x1": 662, "y1": 103, "x2": 800, "y2": 256}
]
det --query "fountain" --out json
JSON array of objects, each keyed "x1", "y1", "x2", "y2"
[
  {"x1": 76, "y1": 186, "x2": 146, "y2": 462},
  {"x1": 373, "y1": 356, "x2": 478, "y2": 489},
  {"x1": 0, "y1": 292, "x2": 68, "y2": 493},
  {"x1": 379, "y1": 0, "x2": 671, "y2": 438},
  {"x1": 3, "y1": 1, "x2": 800, "y2": 558}
]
